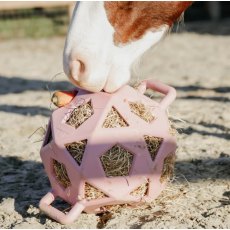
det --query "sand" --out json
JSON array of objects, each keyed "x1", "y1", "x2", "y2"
[{"x1": 0, "y1": 21, "x2": 230, "y2": 228}]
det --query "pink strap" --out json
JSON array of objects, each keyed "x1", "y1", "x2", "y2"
[
  {"x1": 136, "y1": 80, "x2": 176, "y2": 110},
  {"x1": 39, "y1": 191, "x2": 85, "y2": 225}
]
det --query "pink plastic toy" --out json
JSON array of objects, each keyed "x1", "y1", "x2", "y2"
[{"x1": 39, "y1": 80, "x2": 177, "y2": 224}]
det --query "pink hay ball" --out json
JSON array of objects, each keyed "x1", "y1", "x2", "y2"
[{"x1": 39, "y1": 80, "x2": 177, "y2": 224}]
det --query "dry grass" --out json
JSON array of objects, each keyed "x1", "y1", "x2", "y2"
[
  {"x1": 53, "y1": 159, "x2": 71, "y2": 188},
  {"x1": 129, "y1": 102, "x2": 154, "y2": 123},
  {"x1": 85, "y1": 183, "x2": 107, "y2": 200},
  {"x1": 66, "y1": 101, "x2": 93, "y2": 129},
  {"x1": 100, "y1": 145, "x2": 133, "y2": 177},
  {"x1": 65, "y1": 140, "x2": 87, "y2": 166},
  {"x1": 160, "y1": 154, "x2": 176, "y2": 183},
  {"x1": 144, "y1": 135, "x2": 163, "y2": 161},
  {"x1": 169, "y1": 119, "x2": 178, "y2": 136},
  {"x1": 130, "y1": 181, "x2": 149, "y2": 197},
  {"x1": 103, "y1": 107, "x2": 128, "y2": 128},
  {"x1": 103, "y1": 203, "x2": 128, "y2": 213}
]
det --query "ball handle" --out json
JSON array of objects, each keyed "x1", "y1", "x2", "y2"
[
  {"x1": 136, "y1": 80, "x2": 176, "y2": 110},
  {"x1": 39, "y1": 191, "x2": 85, "y2": 225}
]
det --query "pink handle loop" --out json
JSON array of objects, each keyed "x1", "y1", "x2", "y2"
[
  {"x1": 39, "y1": 191, "x2": 85, "y2": 225},
  {"x1": 136, "y1": 80, "x2": 176, "y2": 110}
]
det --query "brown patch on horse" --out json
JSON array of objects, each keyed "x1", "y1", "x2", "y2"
[{"x1": 104, "y1": 1, "x2": 192, "y2": 45}]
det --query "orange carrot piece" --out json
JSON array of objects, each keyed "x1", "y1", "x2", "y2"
[{"x1": 51, "y1": 90, "x2": 77, "y2": 107}]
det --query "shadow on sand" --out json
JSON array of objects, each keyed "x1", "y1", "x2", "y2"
[
  {"x1": 0, "y1": 74, "x2": 74, "y2": 117},
  {"x1": 0, "y1": 75, "x2": 73, "y2": 95}
]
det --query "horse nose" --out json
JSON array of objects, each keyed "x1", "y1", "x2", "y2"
[{"x1": 66, "y1": 52, "x2": 111, "y2": 92}]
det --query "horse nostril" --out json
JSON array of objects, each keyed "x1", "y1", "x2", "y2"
[
  {"x1": 70, "y1": 60, "x2": 80, "y2": 79},
  {"x1": 78, "y1": 60, "x2": 85, "y2": 73},
  {"x1": 69, "y1": 59, "x2": 87, "y2": 85}
]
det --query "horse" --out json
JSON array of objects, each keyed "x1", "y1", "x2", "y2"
[{"x1": 63, "y1": 1, "x2": 192, "y2": 93}]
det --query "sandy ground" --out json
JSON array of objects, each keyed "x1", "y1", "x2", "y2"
[{"x1": 0, "y1": 22, "x2": 230, "y2": 228}]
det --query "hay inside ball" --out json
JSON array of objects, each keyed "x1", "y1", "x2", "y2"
[
  {"x1": 100, "y1": 145, "x2": 134, "y2": 177},
  {"x1": 129, "y1": 101, "x2": 155, "y2": 123},
  {"x1": 130, "y1": 181, "x2": 149, "y2": 197},
  {"x1": 53, "y1": 159, "x2": 71, "y2": 189},
  {"x1": 66, "y1": 100, "x2": 94, "y2": 129},
  {"x1": 144, "y1": 135, "x2": 163, "y2": 161},
  {"x1": 160, "y1": 154, "x2": 176, "y2": 183},
  {"x1": 103, "y1": 107, "x2": 129, "y2": 128},
  {"x1": 65, "y1": 140, "x2": 87, "y2": 166},
  {"x1": 85, "y1": 183, "x2": 107, "y2": 200}
]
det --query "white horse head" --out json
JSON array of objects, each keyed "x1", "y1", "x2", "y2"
[{"x1": 63, "y1": 1, "x2": 191, "y2": 93}]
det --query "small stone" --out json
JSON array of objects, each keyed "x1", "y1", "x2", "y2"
[
  {"x1": 26, "y1": 205, "x2": 40, "y2": 215},
  {"x1": 0, "y1": 198, "x2": 15, "y2": 214}
]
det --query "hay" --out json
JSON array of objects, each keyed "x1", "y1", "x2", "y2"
[
  {"x1": 103, "y1": 204, "x2": 128, "y2": 213},
  {"x1": 103, "y1": 107, "x2": 128, "y2": 128},
  {"x1": 66, "y1": 100, "x2": 93, "y2": 129},
  {"x1": 169, "y1": 119, "x2": 178, "y2": 136},
  {"x1": 53, "y1": 159, "x2": 71, "y2": 188},
  {"x1": 129, "y1": 102, "x2": 154, "y2": 123},
  {"x1": 85, "y1": 183, "x2": 107, "y2": 200},
  {"x1": 97, "y1": 211, "x2": 114, "y2": 228},
  {"x1": 130, "y1": 181, "x2": 149, "y2": 197},
  {"x1": 65, "y1": 140, "x2": 87, "y2": 166},
  {"x1": 100, "y1": 145, "x2": 133, "y2": 177},
  {"x1": 160, "y1": 154, "x2": 175, "y2": 183},
  {"x1": 144, "y1": 135, "x2": 163, "y2": 161},
  {"x1": 29, "y1": 124, "x2": 53, "y2": 145}
]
